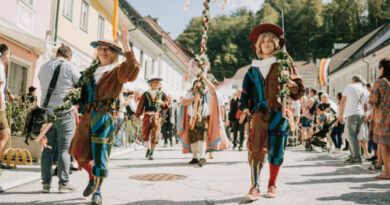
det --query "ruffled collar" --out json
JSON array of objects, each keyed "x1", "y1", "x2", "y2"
[{"x1": 251, "y1": 57, "x2": 276, "y2": 77}]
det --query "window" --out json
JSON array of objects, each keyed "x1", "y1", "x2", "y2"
[
  {"x1": 97, "y1": 16, "x2": 104, "y2": 40},
  {"x1": 62, "y1": 0, "x2": 73, "y2": 21},
  {"x1": 7, "y1": 62, "x2": 27, "y2": 96},
  {"x1": 22, "y1": 0, "x2": 34, "y2": 8},
  {"x1": 79, "y1": 0, "x2": 89, "y2": 32}
]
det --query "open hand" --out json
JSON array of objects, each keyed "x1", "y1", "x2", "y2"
[{"x1": 117, "y1": 24, "x2": 129, "y2": 47}]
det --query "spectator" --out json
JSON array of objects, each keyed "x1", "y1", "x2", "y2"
[
  {"x1": 366, "y1": 83, "x2": 378, "y2": 162},
  {"x1": 330, "y1": 93, "x2": 345, "y2": 153},
  {"x1": 230, "y1": 91, "x2": 245, "y2": 150},
  {"x1": 358, "y1": 82, "x2": 370, "y2": 159},
  {"x1": 300, "y1": 89, "x2": 317, "y2": 145},
  {"x1": 0, "y1": 43, "x2": 14, "y2": 170},
  {"x1": 369, "y1": 58, "x2": 390, "y2": 179},
  {"x1": 114, "y1": 90, "x2": 127, "y2": 147},
  {"x1": 38, "y1": 44, "x2": 80, "y2": 193},
  {"x1": 290, "y1": 98, "x2": 301, "y2": 138},
  {"x1": 20, "y1": 86, "x2": 38, "y2": 107},
  {"x1": 338, "y1": 75, "x2": 366, "y2": 165}
]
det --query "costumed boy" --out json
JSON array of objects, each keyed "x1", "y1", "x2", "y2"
[
  {"x1": 135, "y1": 77, "x2": 169, "y2": 160},
  {"x1": 240, "y1": 24, "x2": 305, "y2": 201},
  {"x1": 177, "y1": 71, "x2": 229, "y2": 167}
]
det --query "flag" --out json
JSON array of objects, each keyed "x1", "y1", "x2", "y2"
[
  {"x1": 319, "y1": 58, "x2": 331, "y2": 86},
  {"x1": 113, "y1": 0, "x2": 119, "y2": 41}
]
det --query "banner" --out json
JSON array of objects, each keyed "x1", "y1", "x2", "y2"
[{"x1": 319, "y1": 58, "x2": 331, "y2": 86}]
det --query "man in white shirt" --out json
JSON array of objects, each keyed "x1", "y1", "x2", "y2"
[
  {"x1": 338, "y1": 75, "x2": 366, "y2": 164},
  {"x1": 0, "y1": 44, "x2": 14, "y2": 170}
]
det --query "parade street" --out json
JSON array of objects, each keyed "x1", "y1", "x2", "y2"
[{"x1": 0, "y1": 145, "x2": 389, "y2": 205}]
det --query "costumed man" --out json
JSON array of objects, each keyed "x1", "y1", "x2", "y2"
[
  {"x1": 69, "y1": 25, "x2": 140, "y2": 205},
  {"x1": 177, "y1": 72, "x2": 229, "y2": 167},
  {"x1": 135, "y1": 77, "x2": 169, "y2": 160},
  {"x1": 240, "y1": 24, "x2": 304, "y2": 201}
]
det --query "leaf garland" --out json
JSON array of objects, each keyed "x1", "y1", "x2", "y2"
[
  {"x1": 274, "y1": 50, "x2": 291, "y2": 106},
  {"x1": 45, "y1": 62, "x2": 100, "y2": 123}
]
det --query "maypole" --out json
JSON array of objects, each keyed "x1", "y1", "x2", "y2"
[{"x1": 190, "y1": 0, "x2": 210, "y2": 130}]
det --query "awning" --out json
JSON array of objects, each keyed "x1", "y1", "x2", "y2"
[{"x1": 0, "y1": 23, "x2": 46, "y2": 55}]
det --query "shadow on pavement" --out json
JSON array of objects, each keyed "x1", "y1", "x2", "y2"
[
  {"x1": 287, "y1": 176, "x2": 377, "y2": 185},
  {"x1": 116, "y1": 161, "x2": 245, "y2": 169},
  {"x1": 301, "y1": 165, "x2": 375, "y2": 177},
  {"x1": 284, "y1": 160, "x2": 344, "y2": 168},
  {"x1": 350, "y1": 182, "x2": 390, "y2": 190},
  {"x1": 118, "y1": 196, "x2": 247, "y2": 205},
  {"x1": 0, "y1": 197, "x2": 88, "y2": 205},
  {"x1": 317, "y1": 190, "x2": 390, "y2": 205}
]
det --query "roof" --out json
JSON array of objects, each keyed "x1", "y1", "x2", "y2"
[
  {"x1": 329, "y1": 20, "x2": 390, "y2": 74},
  {"x1": 294, "y1": 60, "x2": 317, "y2": 76}
]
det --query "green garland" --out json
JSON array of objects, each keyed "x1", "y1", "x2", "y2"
[
  {"x1": 45, "y1": 62, "x2": 99, "y2": 123},
  {"x1": 274, "y1": 50, "x2": 291, "y2": 106}
]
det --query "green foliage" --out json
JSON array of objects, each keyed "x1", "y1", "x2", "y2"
[
  {"x1": 176, "y1": 0, "x2": 389, "y2": 80},
  {"x1": 6, "y1": 96, "x2": 35, "y2": 136}
]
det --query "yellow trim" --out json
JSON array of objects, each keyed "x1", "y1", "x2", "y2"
[
  {"x1": 251, "y1": 159, "x2": 255, "y2": 188},
  {"x1": 93, "y1": 177, "x2": 100, "y2": 192}
]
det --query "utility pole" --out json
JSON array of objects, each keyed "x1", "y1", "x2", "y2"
[{"x1": 281, "y1": 9, "x2": 284, "y2": 32}]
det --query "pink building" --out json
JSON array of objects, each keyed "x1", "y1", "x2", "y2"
[{"x1": 0, "y1": 0, "x2": 54, "y2": 97}]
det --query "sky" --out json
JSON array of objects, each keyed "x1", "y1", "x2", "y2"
[{"x1": 127, "y1": 0, "x2": 265, "y2": 39}]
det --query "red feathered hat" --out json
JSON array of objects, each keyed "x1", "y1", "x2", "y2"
[{"x1": 249, "y1": 23, "x2": 285, "y2": 51}]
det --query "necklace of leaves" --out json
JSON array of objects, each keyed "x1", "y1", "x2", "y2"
[
  {"x1": 46, "y1": 62, "x2": 100, "y2": 123},
  {"x1": 274, "y1": 50, "x2": 291, "y2": 107}
]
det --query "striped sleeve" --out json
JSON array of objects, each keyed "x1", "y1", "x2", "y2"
[{"x1": 239, "y1": 71, "x2": 252, "y2": 111}]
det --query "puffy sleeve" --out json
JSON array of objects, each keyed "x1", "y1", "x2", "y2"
[
  {"x1": 239, "y1": 71, "x2": 253, "y2": 111},
  {"x1": 116, "y1": 51, "x2": 141, "y2": 84},
  {"x1": 161, "y1": 93, "x2": 170, "y2": 110},
  {"x1": 288, "y1": 58, "x2": 305, "y2": 101},
  {"x1": 135, "y1": 93, "x2": 146, "y2": 118}
]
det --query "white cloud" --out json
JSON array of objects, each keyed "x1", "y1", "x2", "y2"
[{"x1": 224, "y1": 0, "x2": 265, "y2": 12}]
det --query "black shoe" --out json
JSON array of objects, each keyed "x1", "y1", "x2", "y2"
[
  {"x1": 70, "y1": 165, "x2": 79, "y2": 171},
  {"x1": 342, "y1": 147, "x2": 349, "y2": 151},
  {"x1": 239, "y1": 147, "x2": 243, "y2": 151},
  {"x1": 145, "y1": 149, "x2": 150, "y2": 158},
  {"x1": 344, "y1": 159, "x2": 362, "y2": 165},
  {"x1": 198, "y1": 158, "x2": 206, "y2": 167},
  {"x1": 371, "y1": 160, "x2": 377, "y2": 165},
  {"x1": 148, "y1": 155, "x2": 154, "y2": 160},
  {"x1": 188, "y1": 158, "x2": 199, "y2": 164},
  {"x1": 366, "y1": 156, "x2": 377, "y2": 162},
  {"x1": 92, "y1": 193, "x2": 102, "y2": 205},
  {"x1": 83, "y1": 179, "x2": 94, "y2": 197},
  {"x1": 53, "y1": 167, "x2": 58, "y2": 176},
  {"x1": 0, "y1": 163, "x2": 12, "y2": 169}
]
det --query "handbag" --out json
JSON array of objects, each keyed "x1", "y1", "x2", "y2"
[{"x1": 24, "y1": 62, "x2": 62, "y2": 144}]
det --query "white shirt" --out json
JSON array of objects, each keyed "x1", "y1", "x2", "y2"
[
  {"x1": 185, "y1": 90, "x2": 212, "y2": 118},
  {"x1": 147, "y1": 89, "x2": 157, "y2": 98},
  {"x1": 0, "y1": 63, "x2": 6, "y2": 108},
  {"x1": 93, "y1": 63, "x2": 116, "y2": 83},
  {"x1": 291, "y1": 100, "x2": 301, "y2": 117},
  {"x1": 251, "y1": 57, "x2": 277, "y2": 77},
  {"x1": 342, "y1": 83, "x2": 366, "y2": 117}
]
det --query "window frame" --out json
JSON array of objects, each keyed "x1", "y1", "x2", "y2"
[
  {"x1": 79, "y1": 0, "x2": 89, "y2": 33},
  {"x1": 97, "y1": 15, "x2": 105, "y2": 40},
  {"x1": 62, "y1": 0, "x2": 73, "y2": 22}
]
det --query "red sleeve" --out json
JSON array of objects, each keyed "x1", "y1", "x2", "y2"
[
  {"x1": 288, "y1": 58, "x2": 305, "y2": 100},
  {"x1": 116, "y1": 51, "x2": 141, "y2": 84},
  {"x1": 135, "y1": 93, "x2": 146, "y2": 118},
  {"x1": 161, "y1": 93, "x2": 170, "y2": 110}
]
